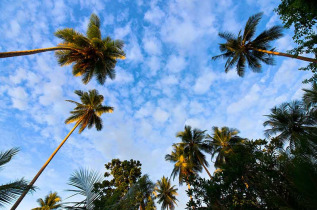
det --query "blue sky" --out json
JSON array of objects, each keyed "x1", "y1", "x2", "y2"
[{"x1": 0, "y1": 0, "x2": 313, "y2": 209}]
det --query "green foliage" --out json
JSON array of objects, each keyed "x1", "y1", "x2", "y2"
[
  {"x1": 93, "y1": 159, "x2": 142, "y2": 209},
  {"x1": 212, "y1": 13, "x2": 282, "y2": 76},
  {"x1": 154, "y1": 176, "x2": 178, "y2": 210},
  {"x1": 55, "y1": 13, "x2": 125, "y2": 85},
  {"x1": 65, "y1": 89, "x2": 114, "y2": 133},
  {"x1": 205, "y1": 126, "x2": 242, "y2": 168},
  {"x1": 183, "y1": 84, "x2": 317, "y2": 209},
  {"x1": 263, "y1": 100, "x2": 317, "y2": 150},
  {"x1": 0, "y1": 148, "x2": 35, "y2": 207},
  {"x1": 64, "y1": 168, "x2": 102, "y2": 210},
  {"x1": 32, "y1": 192, "x2": 62, "y2": 210},
  {"x1": 275, "y1": 0, "x2": 317, "y2": 82}
]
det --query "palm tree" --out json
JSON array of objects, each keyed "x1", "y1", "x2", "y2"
[
  {"x1": 165, "y1": 144, "x2": 198, "y2": 208},
  {"x1": 11, "y1": 89, "x2": 113, "y2": 209},
  {"x1": 212, "y1": 13, "x2": 317, "y2": 77},
  {"x1": 64, "y1": 168, "x2": 103, "y2": 210},
  {"x1": 177, "y1": 126, "x2": 213, "y2": 179},
  {"x1": 263, "y1": 100, "x2": 317, "y2": 150},
  {"x1": 0, "y1": 14, "x2": 125, "y2": 85},
  {"x1": 205, "y1": 126, "x2": 242, "y2": 168},
  {"x1": 0, "y1": 148, "x2": 35, "y2": 208},
  {"x1": 32, "y1": 192, "x2": 62, "y2": 210},
  {"x1": 119, "y1": 174, "x2": 155, "y2": 210},
  {"x1": 154, "y1": 176, "x2": 178, "y2": 210},
  {"x1": 165, "y1": 144, "x2": 200, "y2": 186},
  {"x1": 303, "y1": 82, "x2": 317, "y2": 111}
]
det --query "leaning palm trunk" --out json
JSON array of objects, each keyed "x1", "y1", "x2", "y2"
[
  {"x1": 197, "y1": 156, "x2": 213, "y2": 179},
  {"x1": 0, "y1": 47, "x2": 74, "y2": 58},
  {"x1": 250, "y1": 47, "x2": 317, "y2": 63},
  {"x1": 11, "y1": 119, "x2": 83, "y2": 210}
]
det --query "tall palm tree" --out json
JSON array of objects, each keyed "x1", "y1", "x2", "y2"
[
  {"x1": 64, "y1": 168, "x2": 103, "y2": 210},
  {"x1": 0, "y1": 14, "x2": 125, "y2": 85},
  {"x1": 263, "y1": 100, "x2": 317, "y2": 150},
  {"x1": 177, "y1": 126, "x2": 213, "y2": 179},
  {"x1": 32, "y1": 192, "x2": 62, "y2": 210},
  {"x1": 205, "y1": 126, "x2": 242, "y2": 168},
  {"x1": 0, "y1": 148, "x2": 35, "y2": 208},
  {"x1": 212, "y1": 13, "x2": 317, "y2": 77},
  {"x1": 154, "y1": 176, "x2": 178, "y2": 210},
  {"x1": 11, "y1": 89, "x2": 113, "y2": 209}
]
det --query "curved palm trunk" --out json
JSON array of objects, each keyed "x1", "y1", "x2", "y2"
[
  {"x1": 0, "y1": 47, "x2": 72, "y2": 58},
  {"x1": 250, "y1": 48, "x2": 317, "y2": 63},
  {"x1": 11, "y1": 119, "x2": 82, "y2": 210},
  {"x1": 197, "y1": 156, "x2": 213, "y2": 179}
]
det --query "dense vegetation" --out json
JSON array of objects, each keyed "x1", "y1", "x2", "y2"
[{"x1": 0, "y1": 0, "x2": 316, "y2": 209}]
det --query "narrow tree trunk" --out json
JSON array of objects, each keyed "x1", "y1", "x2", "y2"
[
  {"x1": 11, "y1": 119, "x2": 82, "y2": 210},
  {"x1": 0, "y1": 47, "x2": 72, "y2": 58},
  {"x1": 197, "y1": 156, "x2": 213, "y2": 179},
  {"x1": 250, "y1": 47, "x2": 317, "y2": 63}
]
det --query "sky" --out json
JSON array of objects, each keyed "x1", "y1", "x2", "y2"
[{"x1": 0, "y1": 0, "x2": 313, "y2": 209}]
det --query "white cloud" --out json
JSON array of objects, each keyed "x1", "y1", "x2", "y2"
[
  {"x1": 126, "y1": 37, "x2": 144, "y2": 64},
  {"x1": 144, "y1": 6, "x2": 164, "y2": 25},
  {"x1": 143, "y1": 35, "x2": 162, "y2": 55},
  {"x1": 7, "y1": 87, "x2": 29, "y2": 110},
  {"x1": 114, "y1": 23, "x2": 131, "y2": 39},
  {"x1": 193, "y1": 71, "x2": 217, "y2": 94},
  {"x1": 153, "y1": 108, "x2": 169, "y2": 123},
  {"x1": 166, "y1": 55, "x2": 187, "y2": 73}
]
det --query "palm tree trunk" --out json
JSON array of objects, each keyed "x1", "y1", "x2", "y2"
[
  {"x1": 11, "y1": 119, "x2": 82, "y2": 210},
  {"x1": 0, "y1": 47, "x2": 72, "y2": 58},
  {"x1": 197, "y1": 156, "x2": 213, "y2": 179},
  {"x1": 250, "y1": 47, "x2": 317, "y2": 63}
]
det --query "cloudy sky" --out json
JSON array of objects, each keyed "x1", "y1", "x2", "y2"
[{"x1": 0, "y1": 0, "x2": 313, "y2": 209}]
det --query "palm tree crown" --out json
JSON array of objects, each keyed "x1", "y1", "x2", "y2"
[
  {"x1": 165, "y1": 144, "x2": 200, "y2": 185},
  {"x1": 65, "y1": 89, "x2": 114, "y2": 133},
  {"x1": 0, "y1": 14, "x2": 125, "y2": 85},
  {"x1": 303, "y1": 82, "x2": 317, "y2": 111},
  {"x1": 32, "y1": 192, "x2": 62, "y2": 210},
  {"x1": 263, "y1": 101, "x2": 317, "y2": 150},
  {"x1": 177, "y1": 125, "x2": 213, "y2": 179},
  {"x1": 212, "y1": 12, "x2": 316, "y2": 77},
  {"x1": 154, "y1": 176, "x2": 178, "y2": 210},
  {"x1": 206, "y1": 126, "x2": 242, "y2": 168},
  {"x1": 55, "y1": 14, "x2": 125, "y2": 85}
]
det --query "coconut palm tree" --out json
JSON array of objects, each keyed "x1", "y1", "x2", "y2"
[
  {"x1": 154, "y1": 176, "x2": 178, "y2": 210},
  {"x1": 303, "y1": 82, "x2": 317, "y2": 111},
  {"x1": 64, "y1": 168, "x2": 103, "y2": 210},
  {"x1": 263, "y1": 100, "x2": 317, "y2": 150},
  {"x1": 118, "y1": 174, "x2": 155, "y2": 210},
  {"x1": 32, "y1": 192, "x2": 62, "y2": 210},
  {"x1": 0, "y1": 148, "x2": 35, "y2": 208},
  {"x1": 177, "y1": 126, "x2": 213, "y2": 179},
  {"x1": 0, "y1": 14, "x2": 125, "y2": 85},
  {"x1": 165, "y1": 144, "x2": 200, "y2": 186},
  {"x1": 205, "y1": 126, "x2": 242, "y2": 168},
  {"x1": 212, "y1": 13, "x2": 317, "y2": 77},
  {"x1": 11, "y1": 89, "x2": 113, "y2": 209}
]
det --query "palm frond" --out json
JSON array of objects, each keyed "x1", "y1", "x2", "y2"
[{"x1": 0, "y1": 148, "x2": 19, "y2": 168}]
